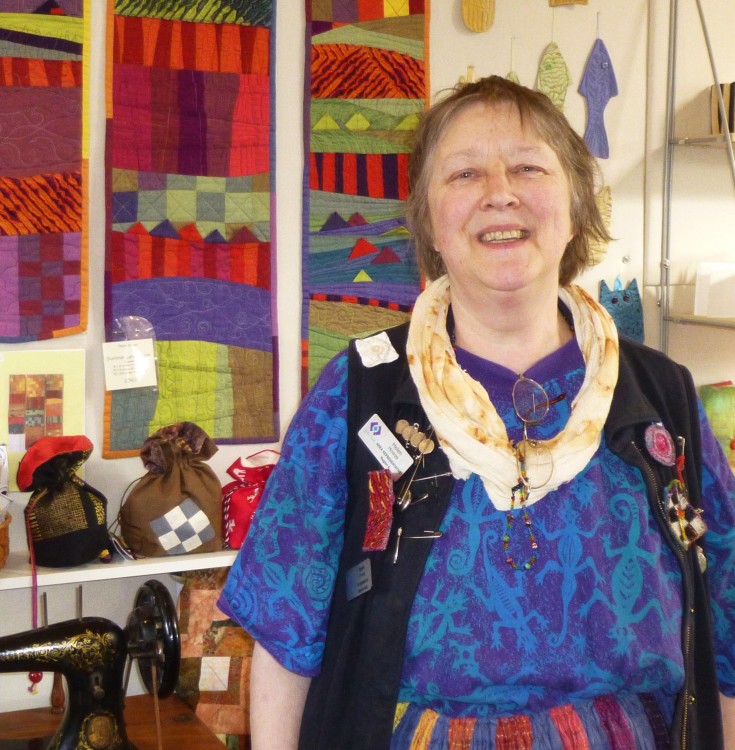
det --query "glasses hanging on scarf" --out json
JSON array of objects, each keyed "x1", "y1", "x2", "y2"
[{"x1": 505, "y1": 376, "x2": 565, "y2": 571}]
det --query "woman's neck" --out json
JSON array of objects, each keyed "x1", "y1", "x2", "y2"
[{"x1": 451, "y1": 289, "x2": 573, "y2": 374}]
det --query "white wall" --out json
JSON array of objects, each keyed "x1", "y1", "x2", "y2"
[{"x1": 2, "y1": 0, "x2": 735, "y2": 713}]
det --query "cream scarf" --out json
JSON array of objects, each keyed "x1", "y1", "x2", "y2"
[{"x1": 406, "y1": 275, "x2": 619, "y2": 510}]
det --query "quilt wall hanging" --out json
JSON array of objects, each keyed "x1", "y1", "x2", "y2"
[
  {"x1": 0, "y1": 0, "x2": 89, "y2": 342},
  {"x1": 302, "y1": 0, "x2": 428, "y2": 391},
  {"x1": 104, "y1": 0, "x2": 277, "y2": 457}
]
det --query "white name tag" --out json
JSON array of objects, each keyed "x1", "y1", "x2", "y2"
[{"x1": 358, "y1": 414, "x2": 413, "y2": 476}]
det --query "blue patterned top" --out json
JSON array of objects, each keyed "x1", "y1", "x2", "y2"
[{"x1": 220, "y1": 339, "x2": 735, "y2": 720}]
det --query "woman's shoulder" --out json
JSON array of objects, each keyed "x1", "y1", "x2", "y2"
[{"x1": 618, "y1": 334, "x2": 691, "y2": 376}]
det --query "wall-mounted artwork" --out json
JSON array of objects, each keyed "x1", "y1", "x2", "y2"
[
  {"x1": 301, "y1": 0, "x2": 428, "y2": 391},
  {"x1": 103, "y1": 1, "x2": 278, "y2": 457},
  {"x1": 0, "y1": 1, "x2": 88, "y2": 342},
  {"x1": 0, "y1": 348, "x2": 85, "y2": 491}
]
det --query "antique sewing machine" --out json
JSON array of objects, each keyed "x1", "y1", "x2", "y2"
[{"x1": 0, "y1": 580, "x2": 180, "y2": 750}]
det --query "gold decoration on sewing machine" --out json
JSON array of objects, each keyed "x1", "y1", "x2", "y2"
[{"x1": 83, "y1": 712, "x2": 122, "y2": 750}]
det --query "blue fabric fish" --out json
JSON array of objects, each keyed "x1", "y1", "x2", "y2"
[{"x1": 578, "y1": 38, "x2": 618, "y2": 158}]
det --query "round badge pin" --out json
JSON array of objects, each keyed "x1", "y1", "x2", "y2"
[{"x1": 644, "y1": 423, "x2": 676, "y2": 466}]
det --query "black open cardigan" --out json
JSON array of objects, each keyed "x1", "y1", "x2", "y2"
[{"x1": 299, "y1": 323, "x2": 722, "y2": 750}]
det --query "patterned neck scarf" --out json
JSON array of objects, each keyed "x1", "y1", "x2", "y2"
[{"x1": 406, "y1": 275, "x2": 619, "y2": 510}]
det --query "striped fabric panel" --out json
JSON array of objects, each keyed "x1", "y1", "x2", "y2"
[
  {"x1": 311, "y1": 43, "x2": 424, "y2": 98},
  {"x1": 0, "y1": 172, "x2": 82, "y2": 235},
  {"x1": 109, "y1": 231, "x2": 270, "y2": 287},
  {"x1": 0, "y1": 56, "x2": 81, "y2": 86},
  {"x1": 112, "y1": 0, "x2": 272, "y2": 25},
  {"x1": 310, "y1": 153, "x2": 410, "y2": 199},
  {"x1": 113, "y1": 15, "x2": 269, "y2": 74}
]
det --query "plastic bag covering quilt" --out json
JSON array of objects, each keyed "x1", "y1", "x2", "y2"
[
  {"x1": 302, "y1": 0, "x2": 428, "y2": 391},
  {"x1": 104, "y1": 0, "x2": 277, "y2": 457},
  {"x1": 0, "y1": 0, "x2": 89, "y2": 342}
]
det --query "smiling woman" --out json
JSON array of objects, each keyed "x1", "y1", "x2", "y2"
[{"x1": 220, "y1": 76, "x2": 735, "y2": 750}]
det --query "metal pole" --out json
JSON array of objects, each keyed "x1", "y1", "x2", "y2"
[
  {"x1": 694, "y1": 0, "x2": 735, "y2": 190},
  {"x1": 660, "y1": 0, "x2": 679, "y2": 353}
]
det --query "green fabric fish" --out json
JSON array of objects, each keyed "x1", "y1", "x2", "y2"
[{"x1": 536, "y1": 41, "x2": 571, "y2": 111}]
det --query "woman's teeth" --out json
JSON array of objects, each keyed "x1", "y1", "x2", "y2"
[{"x1": 480, "y1": 229, "x2": 525, "y2": 242}]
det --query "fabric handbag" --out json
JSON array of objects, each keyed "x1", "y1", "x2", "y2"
[
  {"x1": 222, "y1": 450, "x2": 278, "y2": 549},
  {"x1": 120, "y1": 422, "x2": 222, "y2": 557},
  {"x1": 18, "y1": 436, "x2": 112, "y2": 568}
]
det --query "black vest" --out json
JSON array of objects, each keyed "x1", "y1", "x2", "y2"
[{"x1": 299, "y1": 323, "x2": 722, "y2": 750}]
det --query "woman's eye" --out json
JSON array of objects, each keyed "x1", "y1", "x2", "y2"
[{"x1": 518, "y1": 165, "x2": 545, "y2": 174}]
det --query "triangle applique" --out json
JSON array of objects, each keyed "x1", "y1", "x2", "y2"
[
  {"x1": 349, "y1": 237, "x2": 379, "y2": 259},
  {"x1": 314, "y1": 114, "x2": 340, "y2": 131},
  {"x1": 372, "y1": 247, "x2": 400, "y2": 264},
  {"x1": 353, "y1": 270, "x2": 373, "y2": 282},
  {"x1": 345, "y1": 113, "x2": 370, "y2": 131},
  {"x1": 321, "y1": 212, "x2": 350, "y2": 232}
]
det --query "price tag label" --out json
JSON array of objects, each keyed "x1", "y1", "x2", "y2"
[{"x1": 102, "y1": 339, "x2": 157, "y2": 391}]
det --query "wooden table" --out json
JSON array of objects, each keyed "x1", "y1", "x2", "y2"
[{"x1": 0, "y1": 694, "x2": 245, "y2": 750}]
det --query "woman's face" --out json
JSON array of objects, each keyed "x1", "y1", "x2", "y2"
[{"x1": 427, "y1": 100, "x2": 574, "y2": 301}]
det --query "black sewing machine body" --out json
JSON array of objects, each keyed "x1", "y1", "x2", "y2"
[
  {"x1": 0, "y1": 580, "x2": 179, "y2": 750},
  {"x1": 0, "y1": 618, "x2": 131, "y2": 749}
]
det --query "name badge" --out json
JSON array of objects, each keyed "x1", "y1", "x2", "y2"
[
  {"x1": 346, "y1": 559, "x2": 372, "y2": 601},
  {"x1": 358, "y1": 414, "x2": 413, "y2": 476}
]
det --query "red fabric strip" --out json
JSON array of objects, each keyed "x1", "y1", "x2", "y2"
[
  {"x1": 549, "y1": 704, "x2": 590, "y2": 750},
  {"x1": 593, "y1": 695, "x2": 636, "y2": 750}
]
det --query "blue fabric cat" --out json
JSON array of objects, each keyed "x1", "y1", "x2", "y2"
[{"x1": 599, "y1": 277, "x2": 644, "y2": 343}]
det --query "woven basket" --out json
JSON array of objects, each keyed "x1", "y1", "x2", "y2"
[{"x1": 0, "y1": 514, "x2": 10, "y2": 569}]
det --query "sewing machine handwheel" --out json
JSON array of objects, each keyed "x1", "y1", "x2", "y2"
[{"x1": 128, "y1": 579, "x2": 180, "y2": 698}]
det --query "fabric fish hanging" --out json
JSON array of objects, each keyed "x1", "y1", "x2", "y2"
[
  {"x1": 579, "y1": 38, "x2": 618, "y2": 158},
  {"x1": 589, "y1": 185, "x2": 612, "y2": 265},
  {"x1": 507, "y1": 70, "x2": 521, "y2": 85},
  {"x1": 462, "y1": 0, "x2": 495, "y2": 32},
  {"x1": 536, "y1": 42, "x2": 571, "y2": 111}
]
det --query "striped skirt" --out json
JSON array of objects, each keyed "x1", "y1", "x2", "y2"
[{"x1": 391, "y1": 693, "x2": 671, "y2": 750}]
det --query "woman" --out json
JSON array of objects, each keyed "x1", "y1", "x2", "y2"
[{"x1": 220, "y1": 76, "x2": 735, "y2": 749}]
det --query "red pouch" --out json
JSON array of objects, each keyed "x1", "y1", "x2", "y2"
[{"x1": 222, "y1": 450, "x2": 279, "y2": 549}]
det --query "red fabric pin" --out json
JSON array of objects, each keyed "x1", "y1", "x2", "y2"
[{"x1": 363, "y1": 470, "x2": 395, "y2": 552}]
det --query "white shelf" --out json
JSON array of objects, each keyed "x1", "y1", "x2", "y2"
[
  {"x1": 0, "y1": 549, "x2": 238, "y2": 592},
  {"x1": 664, "y1": 313, "x2": 735, "y2": 330},
  {"x1": 672, "y1": 133, "x2": 735, "y2": 147}
]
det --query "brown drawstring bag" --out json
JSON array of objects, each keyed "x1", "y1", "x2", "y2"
[{"x1": 119, "y1": 422, "x2": 222, "y2": 557}]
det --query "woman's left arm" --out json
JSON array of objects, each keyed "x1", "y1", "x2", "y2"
[{"x1": 722, "y1": 694, "x2": 735, "y2": 747}]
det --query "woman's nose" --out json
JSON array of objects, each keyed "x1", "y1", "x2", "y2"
[{"x1": 480, "y1": 172, "x2": 519, "y2": 209}]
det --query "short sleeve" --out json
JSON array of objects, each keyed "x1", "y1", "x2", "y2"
[
  {"x1": 698, "y1": 401, "x2": 735, "y2": 696},
  {"x1": 219, "y1": 353, "x2": 349, "y2": 676}
]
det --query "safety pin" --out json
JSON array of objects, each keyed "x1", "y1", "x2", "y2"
[
  {"x1": 396, "y1": 491, "x2": 429, "y2": 512},
  {"x1": 393, "y1": 527, "x2": 443, "y2": 564},
  {"x1": 411, "y1": 471, "x2": 453, "y2": 484}
]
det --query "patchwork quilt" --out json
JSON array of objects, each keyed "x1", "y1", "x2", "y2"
[
  {"x1": 0, "y1": 0, "x2": 88, "y2": 342},
  {"x1": 302, "y1": 0, "x2": 429, "y2": 390},
  {"x1": 104, "y1": 0, "x2": 277, "y2": 456}
]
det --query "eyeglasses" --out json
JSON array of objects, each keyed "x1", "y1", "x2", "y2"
[{"x1": 511, "y1": 375, "x2": 565, "y2": 490}]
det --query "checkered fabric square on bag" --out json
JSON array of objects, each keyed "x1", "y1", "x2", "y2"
[{"x1": 149, "y1": 497, "x2": 215, "y2": 554}]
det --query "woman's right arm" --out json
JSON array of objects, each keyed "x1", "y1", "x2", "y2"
[{"x1": 250, "y1": 641, "x2": 312, "y2": 750}]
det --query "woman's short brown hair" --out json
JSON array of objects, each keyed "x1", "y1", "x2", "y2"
[{"x1": 406, "y1": 75, "x2": 611, "y2": 286}]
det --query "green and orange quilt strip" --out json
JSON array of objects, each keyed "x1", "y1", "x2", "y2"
[{"x1": 302, "y1": 0, "x2": 429, "y2": 390}]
